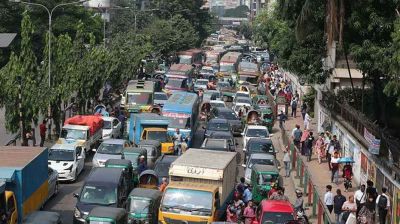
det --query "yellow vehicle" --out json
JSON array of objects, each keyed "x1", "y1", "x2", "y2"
[
  {"x1": 121, "y1": 80, "x2": 160, "y2": 113},
  {"x1": 141, "y1": 127, "x2": 174, "y2": 154}
]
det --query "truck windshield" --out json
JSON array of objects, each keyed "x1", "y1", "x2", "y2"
[
  {"x1": 165, "y1": 78, "x2": 187, "y2": 89},
  {"x1": 129, "y1": 198, "x2": 150, "y2": 213},
  {"x1": 80, "y1": 185, "x2": 117, "y2": 205},
  {"x1": 147, "y1": 131, "x2": 167, "y2": 142},
  {"x1": 97, "y1": 143, "x2": 123, "y2": 155},
  {"x1": 61, "y1": 128, "x2": 87, "y2": 140},
  {"x1": 249, "y1": 159, "x2": 274, "y2": 168},
  {"x1": 246, "y1": 129, "x2": 268, "y2": 138},
  {"x1": 127, "y1": 92, "x2": 152, "y2": 105},
  {"x1": 49, "y1": 149, "x2": 74, "y2": 161},
  {"x1": 161, "y1": 188, "x2": 212, "y2": 216},
  {"x1": 262, "y1": 212, "x2": 294, "y2": 224}
]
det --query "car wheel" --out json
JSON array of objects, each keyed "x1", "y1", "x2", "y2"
[
  {"x1": 54, "y1": 183, "x2": 59, "y2": 196},
  {"x1": 73, "y1": 170, "x2": 78, "y2": 182}
]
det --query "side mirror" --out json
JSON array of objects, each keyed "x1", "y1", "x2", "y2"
[
  {"x1": 73, "y1": 193, "x2": 79, "y2": 198},
  {"x1": 241, "y1": 132, "x2": 244, "y2": 136},
  {"x1": 92, "y1": 148, "x2": 97, "y2": 152},
  {"x1": 242, "y1": 164, "x2": 246, "y2": 168}
]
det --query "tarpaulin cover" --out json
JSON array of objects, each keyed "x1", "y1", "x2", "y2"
[{"x1": 64, "y1": 115, "x2": 103, "y2": 135}]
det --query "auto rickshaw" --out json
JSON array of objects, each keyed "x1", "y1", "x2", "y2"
[
  {"x1": 138, "y1": 140, "x2": 161, "y2": 168},
  {"x1": 138, "y1": 170, "x2": 159, "y2": 189},
  {"x1": 127, "y1": 188, "x2": 162, "y2": 224},
  {"x1": 246, "y1": 110, "x2": 261, "y2": 125},
  {"x1": 86, "y1": 206, "x2": 127, "y2": 224},
  {"x1": 252, "y1": 95, "x2": 269, "y2": 106},
  {"x1": 251, "y1": 164, "x2": 282, "y2": 203},
  {"x1": 105, "y1": 159, "x2": 134, "y2": 189},
  {"x1": 200, "y1": 101, "x2": 211, "y2": 121},
  {"x1": 255, "y1": 106, "x2": 274, "y2": 132},
  {"x1": 123, "y1": 147, "x2": 147, "y2": 186},
  {"x1": 239, "y1": 83, "x2": 258, "y2": 97}
]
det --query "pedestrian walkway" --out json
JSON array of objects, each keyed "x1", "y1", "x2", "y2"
[{"x1": 278, "y1": 108, "x2": 356, "y2": 223}]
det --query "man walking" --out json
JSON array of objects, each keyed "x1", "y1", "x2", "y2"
[
  {"x1": 333, "y1": 189, "x2": 346, "y2": 224},
  {"x1": 354, "y1": 184, "x2": 366, "y2": 216},
  {"x1": 291, "y1": 124, "x2": 302, "y2": 149},
  {"x1": 376, "y1": 187, "x2": 390, "y2": 224},
  {"x1": 278, "y1": 110, "x2": 287, "y2": 130},
  {"x1": 173, "y1": 128, "x2": 182, "y2": 155},
  {"x1": 291, "y1": 97, "x2": 298, "y2": 117},
  {"x1": 39, "y1": 119, "x2": 47, "y2": 147},
  {"x1": 324, "y1": 185, "x2": 334, "y2": 214},
  {"x1": 304, "y1": 131, "x2": 314, "y2": 162}
]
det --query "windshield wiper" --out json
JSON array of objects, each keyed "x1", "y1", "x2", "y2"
[{"x1": 189, "y1": 207, "x2": 211, "y2": 212}]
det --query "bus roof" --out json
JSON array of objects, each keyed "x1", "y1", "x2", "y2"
[
  {"x1": 169, "y1": 64, "x2": 194, "y2": 72},
  {"x1": 126, "y1": 80, "x2": 154, "y2": 92},
  {"x1": 178, "y1": 49, "x2": 203, "y2": 56},
  {"x1": 220, "y1": 51, "x2": 242, "y2": 63},
  {"x1": 162, "y1": 92, "x2": 198, "y2": 114}
]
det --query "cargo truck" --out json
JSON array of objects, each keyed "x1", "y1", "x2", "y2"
[
  {"x1": 59, "y1": 115, "x2": 103, "y2": 154},
  {"x1": 0, "y1": 147, "x2": 49, "y2": 224},
  {"x1": 128, "y1": 113, "x2": 174, "y2": 154},
  {"x1": 159, "y1": 149, "x2": 238, "y2": 223}
]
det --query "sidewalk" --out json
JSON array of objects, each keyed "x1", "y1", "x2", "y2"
[{"x1": 279, "y1": 108, "x2": 356, "y2": 223}]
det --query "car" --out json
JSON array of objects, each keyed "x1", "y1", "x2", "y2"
[
  {"x1": 154, "y1": 155, "x2": 178, "y2": 183},
  {"x1": 204, "y1": 118, "x2": 231, "y2": 138},
  {"x1": 244, "y1": 138, "x2": 276, "y2": 160},
  {"x1": 252, "y1": 200, "x2": 296, "y2": 224},
  {"x1": 194, "y1": 79, "x2": 209, "y2": 92},
  {"x1": 48, "y1": 143, "x2": 85, "y2": 182},
  {"x1": 102, "y1": 116, "x2": 122, "y2": 139},
  {"x1": 233, "y1": 96, "x2": 252, "y2": 108},
  {"x1": 154, "y1": 92, "x2": 169, "y2": 107},
  {"x1": 203, "y1": 89, "x2": 221, "y2": 101},
  {"x1": 208, "y1": 131, "x2": 235, "y2": 147},
  {"x1": 242, "y1": 125, "x2": 271, "y2": 150},
  {"x1": 233, "y1": 91, "x2": 250, "y2": 100},
  {"x1": 200, "y1": 138, "x2": 235, "y2": 151},
  {"x1": 210, "y1": 107, "x2": 243, "y2": 135},
  {"x1": 47, "y1": 167, "x2": 59, "y2": 200},
  {"x1": 210, "y1": 100, "x2": 226, "y2": 108},
  {"x1": 243, "y1": 153, "x2": 279, "y2": 183},
  {"x1": 92, "y1": 139, "x2": 130, "y2": 167}
]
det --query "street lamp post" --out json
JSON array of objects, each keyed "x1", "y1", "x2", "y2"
[{"x1": 10, "y1": 0, "x2": 86, "y2": 140}]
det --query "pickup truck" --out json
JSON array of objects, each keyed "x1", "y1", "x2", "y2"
[
  {"x1": 0, "y1": 147, "x2": 51, "y2": 224},
  {"x1": 59, "y1": 115, "x2": 103, "y2": 154},
  {"x1": 159, "y1": 149, "x2": 238, "y2": 223}
]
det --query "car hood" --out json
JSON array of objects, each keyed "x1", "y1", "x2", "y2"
[
  {"x1": 49, "y1": 160, "x2": 75, "y2": 171},
  {"x1": 93, "y1": 153, "x2": 122, "y2": 163},
  {"x1": 76, "y1": 201, "x2": 117, "y2": 219}
]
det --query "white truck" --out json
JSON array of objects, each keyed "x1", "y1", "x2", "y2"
[
  {"x1": 159, "y1": 149, "x2": 238, "y2": 223},
  {"x1": 58, "y1": 115, "x2": 103, "y2": 154}
]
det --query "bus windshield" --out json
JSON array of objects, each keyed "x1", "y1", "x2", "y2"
[{"x1": 127, "y1": 92, "x2": 152, "y2": 105}]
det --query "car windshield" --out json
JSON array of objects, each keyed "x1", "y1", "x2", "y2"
[
  {"x1": 161, "y1": 188, "x2": 212, "y2": 215},
  {"x1": 246, "y1": 128, "x2": 268, "y2": 137},
  {"x1": 166, "y1": 78, "x2": 187, "y2": 89},
  {"x1": 200, "y1": 69, "x2": 213, "y2": 74},
  {"x1": 236, "y1": 98, "x2": 251, "y2": 104},
  {"x1": 80, "y1": 185, "x2": 117, "y2": 205},
  {"x1": 155, "y1": 93, "x2": 168, "y2": 100},
  {"x1": 262, "y1": 212, "x2": 294, "y2": 224},
  {"x1": 236, "y1": 93, "x2": 249, "y2": 98},
  {"x1": 61, "y1": 128, "x2": 86, "y2": 140},
  {"x1": 179, "y1": 56, "x2": 192, "y2": 64},
  {"x1": 210, "y1": 102, "x2": 225, "y2": 108},
  {"x1": 219, "y1": 111, "x2": 237, "y2": 120},
  {"x1": 127, "y1": 92, "x2": 152, "y2": 105},
  {"x1": 129, "y1": 198, "x2": 150, "y2": 213},
  {"x1": 147, "y1": 131, "x2": 167, "y2": 142},
  {"x1": 167, "y1": 117, "x2": 190, "y2": 129},
  {"x1": 249, "y1": 141, "x2": 274, "y2": 153},
  {"x1": 204, "y1": 140, "x2": 227, "y2": 151},
  {"x1": 220, "y1": 64, "x2": 235, "y2": 72},
  {"x1": 103, "y1": 121, "x2": 112, "y2": 129},
  {"x1": 208, "y1": 122, "x2": 229, "y2": 131},
  {"x1": 97, "y1": 143, "x2": 124, "y2": 155},
  {"x1": 217, "y1": 82, "x2": 230, "y2": 88},
  {"x1": 196, "y1": 80, "x2": 208, "y2": 85},
  {"x1": 49, "y1": 149, "x2": 74, "y2": 161},
  {"x1": 249, "y1": 159, "x2": 275, "y2": 168}
]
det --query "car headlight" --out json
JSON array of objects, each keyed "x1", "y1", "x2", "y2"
[{"x1": 74, "y1": 207, "x2": 81, "y2": 218}]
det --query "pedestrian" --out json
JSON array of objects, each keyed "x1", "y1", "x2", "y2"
[
  {"x1": 327, "y1": 135, "x2": 340, "y2": 170},
  {"x1": 159, "y1": 177, "x2": 168, "y2": 192},
  {"x1": 300, "y1": 128, "x2": 310, "y2": 155},
  {"x1": 331, "y1": 152, "x2": 340, "y2": 184},
  {"x1": 243, "y1": 200, "x2": 256, "y2": 224},
  {"x1": 341, "y1": 195, "x2": 357, "y2": 224},
  {"x1": 324, "y1": 185, "x2": 334, "y2": 214},
  {"x1": 291, "y1": 96, "x2": 298, "y2": 117},
  {"x1": 315, "y1": 133, "x2": 325, "y2": 164},
  {"x1": 236, "y1": 177, "x2": 247, "y2": 197},
  {"x1": 39, "y1": 119, "x2": 47, "y2": 147},
  {"x1": 305, "y1": 131, "x2": 314, "y2": 162},
  {"x1": 25, "y1": 128, "x2": 36, "y2": 147},
  {"x1": 268, "y1": 183, "x2": 278, "y2": 198},
  {"x1": 173, "y1": 128, "x2": 182, "y2": 155},
  {"x1": 355, "y1": 184, "x2": 366, "y2": 217},
  {"x1": 278, "y1": 110, "x2": 287, "y2": 129},
  {"x1": 334, "y1": 189, "x2": 347, "y2": 224},
  {"x1": 294, "y1": 189, "x2": 304, "y2": 212},
  {"x1": 366, "y1": 180, "x2": 377, "y2": 203},
  {"x1": 301, "y1": 103, "x2": 307, "y2": 120},
  {"x1": 291, "y1": 124, "x2": 302, "y2": 149},
  {"x1": 243, "y1": 185, "x2": 253, "y2": 204},
  {"x1": 376, "y1": 187, "x2": 390, "y2": 224},
  {"x1": 304, "y1": 112, "x2": 311, "y2": 130},
  {"x1": 226, "y1": 203, "x2": 238, "y2": 223},
  {"x1": 118, "y1": 112, "x2": 126, "y2": 137},
  {"x1": 137, "y1": 155, "x2": 147, "y2": 175},
  {"x1": 358, "y1": 204, "x2": 374, "y2": 224},
  {"x1": 269, "y1": 187, "x2": 289, "y2": 201},
  {"x1": 283, "y1": 147, "x2": 291, "y2": 177}
]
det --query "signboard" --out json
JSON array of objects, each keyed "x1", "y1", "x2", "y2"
[
  {"x1": 169, "y1": 165, "x2": 223, "y2": 181},
  {"x1": 360, "y1": 152, "x2": 368, "y2": 183},
  {"x1": 364, "y1": 128, "x2": 380, "y2": 155}
]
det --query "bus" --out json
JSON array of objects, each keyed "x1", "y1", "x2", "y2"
[
  {"x1": 122, "y1": 80, "x2": 158, "y2": 113},
  {"x1": 218, "y1": 51, "x2": 242, "y2": 82},
  {"x1": 177, "y1": 49, "x2": 205, "y2": 67},
  {"x1": 238, "y1": 61, "x2": 261, "y2": 86},
  {"x1": 205, "y1": 49, "x2": 225, "y2": 72},
  {"x1": 164, "y1": 64, "x2": 195, "y2": 93},
  {"x1": 162, "y1": 92, "x2": 199, "y2": 146}
]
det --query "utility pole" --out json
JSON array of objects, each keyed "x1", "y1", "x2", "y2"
[{"x1": 17, "y1": 75, "x2": 25, "y2": 146}]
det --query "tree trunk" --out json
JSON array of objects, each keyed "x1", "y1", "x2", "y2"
[
  {"x1": 338, "y1": 0, "x2": 345, "y2": 47},
  {"x1": 372, "y1": 74, "x2": 388, "y2": 127}
]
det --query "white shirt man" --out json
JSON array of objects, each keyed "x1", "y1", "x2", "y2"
[{"x1": 354, "y1": 185, "x2": 366, "y2": 204}]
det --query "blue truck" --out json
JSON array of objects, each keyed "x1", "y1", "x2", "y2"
[{"x1": 0, "y1": 147, "x2": 50, "y2": 224}]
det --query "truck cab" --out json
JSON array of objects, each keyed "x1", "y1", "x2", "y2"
[
  {"x1": 141, "y1": 127, "x2": 174, "y2": 154},
  {"x1": 1, "y1": 181, "x2": 17, "y2": 224},
  {"x1": 59, "y1": 125, "x2": 92, "y2": 154}
]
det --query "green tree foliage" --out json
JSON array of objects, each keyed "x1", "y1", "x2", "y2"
[
  {"x1": 224, "y1": 5, "x2": 249, "y2": 18},
  {"x1": 384, "y1": 18, "x2": 400, "y2": 107}
]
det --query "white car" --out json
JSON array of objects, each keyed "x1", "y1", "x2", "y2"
[
  {"x1": 242, "y1": 125, "x2": 271, "y2": 150},
  {"x1": 48, "y1": 143, "x2": 85, "y2": 182},
  {"x1": 210, "y1": 100, "x2": 226, "y2": 108},
  {"x1": 102, "y1": 116, "x2": 122, "y2": 139}
]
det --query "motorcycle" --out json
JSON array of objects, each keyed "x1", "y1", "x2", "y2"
[{"x1": 296, "y1": 209, "x2": 309, "y2": 224}]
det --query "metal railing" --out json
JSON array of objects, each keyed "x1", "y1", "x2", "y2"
[{"x1": 4, "y1": 132, "x2": 21, "y2": 146}]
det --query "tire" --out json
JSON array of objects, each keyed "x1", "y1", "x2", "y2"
[
  {"x1": 73, "y1": 169, "x2": 78, "y2": 183},
  {"x1": 54, "y1": 183, "x2": 59, "y2": 196}
]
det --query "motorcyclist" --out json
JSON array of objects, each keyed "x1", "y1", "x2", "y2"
[{"x1": 294, "y1": 189, "x2": 304, "y2": 212}]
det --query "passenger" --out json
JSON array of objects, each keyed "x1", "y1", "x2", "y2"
[
  {"x1": 159, "y1": 177, "x2": 168, "y2": 192},
  {"x1": 243, "y1": 200, "x2": 256, "y2": 224},
  {"x1": 242, "y1": 185, "x2": 253, "y2": 204},
  {"x1": 137, "y1": 156, "x2": 147, "y2": 175},
  {"x1": 294, "y1": 189, "x2": 304, "y2": 212},
  {"x1": 269, "y1": 187, "x2": 289, "y2": 201}
]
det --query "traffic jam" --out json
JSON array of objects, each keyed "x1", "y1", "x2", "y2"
[{"x1": 0, "y1": 28, "x2": 300, "y2": 224}]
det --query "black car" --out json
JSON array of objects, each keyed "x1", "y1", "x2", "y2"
[
  {"x1": 73, "y1": 168, "x2": 129, "y2": 224},
  {"x1": 154, "y1": 155, "x2": 178, "y2": 183},
  {"x1": 210, "y1": 107, "x2": 243, "y2": 135},
  {"x1": 209, "y1": 132, "x2": 235, "y2": 147},
  {"x1": 201, "y1": 138, "x2": 235, "y2": 152},
  {"x1": 204, "y1": 118, "x2": 231, "y2": 138},
  {"x1": 244, "y1": 138, "x2": 276, "y2": 163}
]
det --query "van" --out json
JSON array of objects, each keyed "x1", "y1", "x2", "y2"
[{"x1": 73, "y1": 168, "x2": 129, "y2": 224}]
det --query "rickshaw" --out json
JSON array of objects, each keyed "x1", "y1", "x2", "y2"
[
  {"x1": 200, "y1": 101, "x2": 212, "y2": 121},
  {"x1": 86, "y1": 206, "x2": 127, "y2": 224},
  {"x1": 138, "y1": 170, "x2": 159, "y2": 189},
  {"x1": 251, "y1": 164, "x2": 282, "y2": 203},
  {"x1": 105, "y1": 159, "x2": 134, "y2": 190},
  {"x1": 246, "y1": 110, "x2": 261, "y2": 125},
  {"x1": 252, "y1": 95, "x2": 269, "y2": 107},
  {"x1": 123, "y1": 147, "x2": 147, "y2": 186},
  {"x1": 255, "y1": 105, "x2": 274, "y2": 132},
  {"x1": 127, "y1": 188, "x2": 162, "y2": 224}
]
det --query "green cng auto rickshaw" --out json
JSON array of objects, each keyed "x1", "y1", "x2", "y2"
[
  {"x1": 252, "y1": 95, "x2": 269, "y2": 107},
  {"x1": 127, "y1": 188, "x2": 162, "y2": 224},
  {"x1": 138, "y1": 170, "x2": 159, "y2": 189},
  {"x1": 255, "y1": 105, "x2": 274, "y2": 132},
  {"x1": 122, "y1": 147, "x2": 147, "y2": 186},
  {"x1": 251, "y1": 164, "x2": 282, "y2": 203},
  {"x1": 105, "y1": 159, "x2": 134, "y2": 190},
  {"x1": 86, "y1": 206, "x2": 127, "y2": 224}
]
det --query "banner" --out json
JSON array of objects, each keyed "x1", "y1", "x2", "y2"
[{"x1": 363, "y1": 128, "x2": 380, "y2": 155}]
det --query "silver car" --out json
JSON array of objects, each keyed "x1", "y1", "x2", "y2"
[
  {"x1": 243, "y1": 153, "x2": 279, "y2": 184},
  {"x1": 92, "y1": 139, "x2": 130, "y2": 167}
]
